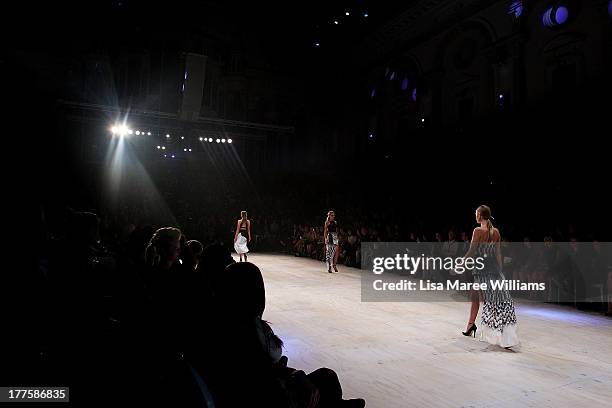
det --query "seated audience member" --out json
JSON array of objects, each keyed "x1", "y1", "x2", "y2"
[{"x1": 199, "y1": 261, "x2": 365, "y2": 408}]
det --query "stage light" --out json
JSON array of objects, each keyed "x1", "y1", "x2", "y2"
[
  {"x1": 135, "y1": 131, "x2": 140, "y2": 135},
  {"x1": 314, "y1": 42, "x2": 320, "y2": 48},
  {"x1": 221, "y1": 139, "x2": 226, "y2": 143},
  {"x1": 181, "y1": 136, "x2": 185, "y2": 140},
  {"x1": 363, "y1": 12, "x2": 368, "y2": 17},
  {"x1": 147, "y1": 132, "x2": 151, "y2": 136},
  {"x1": 555, "y1": 6, "x2": 568, "y2": 24},
  {"x1": 128, "y1": 129, "x2": 133, "y2": 135},
  {"x1": 216, "y1": 139, "x2": 221, "y2": 143},
  {"x1": 334, "y1": 20, "x2": 338, "y2": 25},
  {"x1": 499, "y1": 94, "x2": 504, "y2": 99},
  {"x1": 345, "y1": 11, "x2": 350, "y2": 16},
  {"x1": 184, "y1": 148, "x2": 187, "y2": 152},
  {"x1": 228, "y1": 139, "x2": 233, "y2": 144},
  {"x1": 189, "y1": 148, "x2": 192, "y2": 152},
  {"x1": 508, "y1": 1, "x2": 523, "y2": 18},
  {"x1": 171, "y1": 154, "x2": 175, "y2": 158},
  {"x1": 164, "y1": 154, "x2": 167, "y2": 158},
  {"x1": 161, "y1": 146, "x2": 166, "y2": 150},
  {"x1": 157, "y1": 145, "x2": 161, "y2": 149},
  {"x1": 166, "y1": 134, "x2": 170, "y2": 138},
  {"x1": 111, "y1": 124, "x2": 130, "y2": 137},
  {"x1": 543, "y1": 5, "x2": 569, "y2": 27},
  {"x1": 421, "y1": 118, "x2": 425, "y2": 123},
  {"x1": 207, "y1": 138, "x2": 212, "y2": 142},
  {"x1": 199, "y1": 137, "x2": 203, "y2": 141}
]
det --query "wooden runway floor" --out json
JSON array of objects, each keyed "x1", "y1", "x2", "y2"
[{"x1": 242, "y1": 253, "x2": 612, "y2": 408}]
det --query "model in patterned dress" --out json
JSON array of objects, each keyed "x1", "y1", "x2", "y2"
[
  {"x1": 324, "y1": 210, "x2": 339, "y2": 273},
  {"x1": 461, "y1": 205, "x2": 519, "y2": 349}
]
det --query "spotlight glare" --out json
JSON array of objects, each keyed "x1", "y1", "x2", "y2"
[
  {"x1": 171, "y1": 154, "x2": 175, "y2": 158},
  {"x1": 334, "y1": 20, "x2": 338, "y2": 25},
  {"x1": 110, "y1": 126, "x2": 117, "y2": 134},
  {"x1": 345, "y1": 11, "x2": 350, "y2": 16},
  {"x1": 128, "y1": 129, "x2": 133, "y2": 135},
  {"x1": 181, "y1": 136, "x2": 185, "y2": 139},
  {"x1": 135, "y1": 130, "x2": 140, "y2": 135},
  {"x1": 162, "y1": 146, "x2": 166, "y2": 150},
  {"x1": 221, "y1": 139, "x2": 226, "y2": 143},
  {"x1": 166, "y1": 134, "x2": 170, "y2": 138},
  {"x1": 157, "y1": 145, "x2": 161, "y2": 149},
  {"x1": 199, "y1": 137, "x2": 203, "y2": 141},
  {"x1": 184, "y1": 148, "x2": 187, "y2": 152},
  {"x1": 147, "y1": 132, "x2": 151, "y2": 136},
  {"x1": 189, "y1": 148, "x2": 192, "y2": 152},
  {"x1": 228, "y1": 139, "x2": 233, "y2": 143},
  {"x1": 208, "y1": 138, "x2": 213, "y2": 142},
  {"x1": 116, "y1": 125, "x2": 129, "y2": 136},
  {"x1": 421, "y1": 118, "x2": 425, "y2": 123},
  {"x1": 216, "y1": 139, "x2": 220, "y2": 143}
]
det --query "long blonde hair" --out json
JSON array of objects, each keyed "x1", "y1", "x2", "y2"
[{"x1": 477, "y1": 205, "x2": 495, "y2": 240}]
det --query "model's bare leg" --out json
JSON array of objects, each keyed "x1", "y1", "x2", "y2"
[
  {"x1": 467, "y1": 289, "x2": 480, "y2": 330},
  {"x1": 333, "y1": 245, "x2": 339, "y2": 272}
]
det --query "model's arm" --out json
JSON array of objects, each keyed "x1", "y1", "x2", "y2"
[
  {"x1": 323, "y1": 222, "x2": 328, "y2": 245},
  {"x1": 248, "y1": 220, "x2": 252, "y2": 242},
  {"x1": 464, "y1": 228, "x2": 481, "y2": 259},
  {"x1": 234, "y1": 221, "x2": 240, "y2": 242}
]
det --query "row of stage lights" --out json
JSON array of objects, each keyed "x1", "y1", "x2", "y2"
[
  {"x1": 197, "y1": 137, "x2": 232, "y2": 143},
  {"x1": 110, "y1": 125, "x2": 151, "y2": 136},
  {"x1": 110, "y1": 124, "x2": 233, "y2": 144},
  {"x1": 155, "y1": 137, "x2": 232, "y2": 150}
]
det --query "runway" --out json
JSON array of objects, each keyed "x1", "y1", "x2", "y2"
[{"x1": 241, "y1": 253, "x2": 612, "y2": 408}]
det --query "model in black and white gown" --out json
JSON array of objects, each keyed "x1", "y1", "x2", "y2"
[
  {"x1": 461, "y1": 205, "x2": 519, "y2": 349},
  {"x1": 473, "y1": 241, "x2": 519, "y2": 347}
]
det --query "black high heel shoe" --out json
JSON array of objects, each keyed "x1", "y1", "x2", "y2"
[{"x1": 462, "y1": 323, "x2": 477, "y2": 337}]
